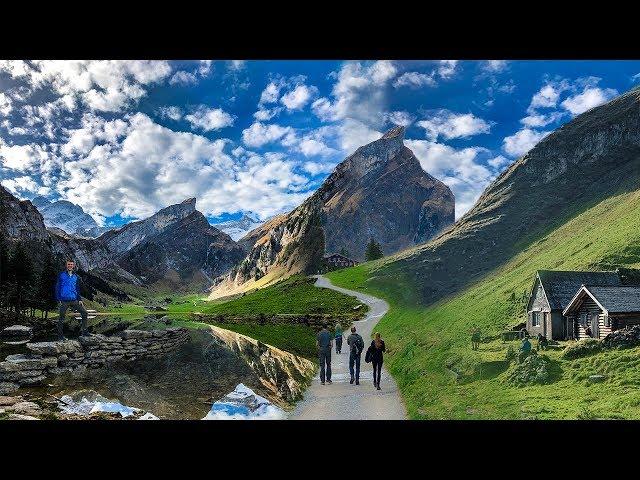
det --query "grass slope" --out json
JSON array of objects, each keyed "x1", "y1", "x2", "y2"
[{"x1": 328, "y1": 189, "x2": 640, "y2": 419}]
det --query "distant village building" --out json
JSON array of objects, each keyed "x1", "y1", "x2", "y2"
[
  {"x1": 323, "y1": 253, "x2": 358, "y2": 270},
  {"x1": 526, "y1": 269, "x2": 640, "y2": 340}
]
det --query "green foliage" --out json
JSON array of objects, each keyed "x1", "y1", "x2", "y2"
[
  {"x1": 505, "y1": 345, "x2": 517, "y2": 364},
  {"x1": 364, "y1": 238, "x2": 384, "y2": 261},
  {"x1": 327, "y1": 189, "x2": 640, "y2": 419},
  {"x1": 562, "y1": 339, "x2": 603, "y2": 360},
  {"x1": 199, "y1": 274, "x2": 366, "y2": 317}
]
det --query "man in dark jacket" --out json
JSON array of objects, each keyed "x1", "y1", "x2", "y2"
[
  {"x1": 347, "y1": 326, "x2": 364, "y2": 385},
  {"x1": 316, "y1": 323, "x2": 333, "y2": 385},
  {"x1": 55, "y1": 260, "x2": 88, "y2": 340}
]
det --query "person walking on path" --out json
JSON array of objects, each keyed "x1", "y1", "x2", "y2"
[
  {"x1": 55, "y1": 260, "x2": 88, "y2": 340},
  {"x1": 347, "y1": 326, "x2": 364, "y2": 385},
  {"x1": 370, "y1": 332, "x2": 386, "y2": 390},
  {"x1": 334, "y1": 322, "x2": 343, "y2": 354},
  {"x1": 316, "y1": 323, "x2": 333, "y2": 385}
]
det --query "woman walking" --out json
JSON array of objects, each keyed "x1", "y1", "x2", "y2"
[
  {"x1": 335, "y1": 322, "x2": 343, "y2": 354},
  {"x1": 370, "y1": 332, "x2": 385, "y2": 390}
]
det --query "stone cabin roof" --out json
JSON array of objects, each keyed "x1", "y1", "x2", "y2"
[{"x1": 533, "y1": 270, "x2": 623, "y2": 311}]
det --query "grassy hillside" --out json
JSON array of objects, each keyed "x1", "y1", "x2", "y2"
[{"x1": 328, "y1": 189, "x2": 640, "y2": 419}]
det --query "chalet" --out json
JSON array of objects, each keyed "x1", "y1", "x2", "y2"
[
  {"x1": 526, "y1": 270, "x2": 626, "y2": 340},
  {"x1": 323, "y1": 253, "x2": 358, "y2": 270},
  {"x1": 563, "y1": 285, "x2": 640, "y2": 340}
]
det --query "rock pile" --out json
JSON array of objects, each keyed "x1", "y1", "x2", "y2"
[
  {"x1": 0, "y1": 328, "x2": 189, "y2": 395},
  {"x1": 602, "y1": 325, "x2": 640, "y2": 349}
]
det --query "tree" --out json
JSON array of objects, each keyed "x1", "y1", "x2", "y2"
[
  {"x1": 6, "y1": 242, "x2": 35, "y2": 315},
  {"x1": 35, "y1": 251, "x2": 58, "y2": 319},
  {"x1": 365, "y1": 238, "x2": 384, "y2": 261}
]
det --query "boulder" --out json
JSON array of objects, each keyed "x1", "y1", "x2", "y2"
[
  {"x1": 0, "y1": 395, "x2": 22, "y2": 406},
  {"x1": 18, "y1": 375, "x2": 47, "y2": 386},
  {"x1": 27, "y1": 340, "x2": 82, "y2": 356},
  {"x1": 0, "y1": 325, "x2": 33, "y2": 339},
  {"x1": 10, "y1": 401, "x2": 42, "y2": 416},
  {"x1": 0, "y1": 382, "x2": 19, "y2": 395},
  {"x1": 6, "y1": 413, "x2": 40, "y2": 420},
  {"x1": 3, "y1": 354, "x2": 58, "y2": 370},
  {"x1": 588, "y1": 374, "x2": 607, "y2": 384},
  {"x1": 602, "y1": 325, "x2": 640, "y2": 349}
]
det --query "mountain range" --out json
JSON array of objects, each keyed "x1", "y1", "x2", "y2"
[{"x1": 31, "y1": 196, "x2": 109, "y2": 238}]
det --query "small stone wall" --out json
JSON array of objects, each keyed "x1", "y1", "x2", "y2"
[{"x1": 0, "y1": 328, "x2": 189, "y2": 395}]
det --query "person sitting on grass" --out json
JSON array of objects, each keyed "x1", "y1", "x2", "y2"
[{"x1": 519, "y1": 336, "x2": 532, "y2": 362}]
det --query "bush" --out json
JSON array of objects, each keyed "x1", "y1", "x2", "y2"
[
  {"x1": 562, "y1": 339, "x2": 603, "y2": 360},
  {"x1": 504, "y1": 345, "x2": 517, "y2": 364},
  {"x1": 504, "y1": 351, "x2": 552, "y2": 386}
]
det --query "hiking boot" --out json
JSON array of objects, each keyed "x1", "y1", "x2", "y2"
[
  {"x1": 327, "y1": 380, "x2": 332, "y2": 384},
  {"x1": 350, "y1": 377, "x2": 354, "y2": 384},
  {"x1": 377, "y1": 385, "x2": 381, "y2": 390},
  {"x1": 355, "y1": 380, "x2": 359, "y2": 385},
  {"x1": 321, "y1": 381, "x2": 325, "y2": 385}
]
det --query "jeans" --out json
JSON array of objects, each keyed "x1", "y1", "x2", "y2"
[
  {"x1": 319, "y1": 347, "x2": 331, "y2": 383},
  {"x1": 58, "y1": 300, "x2": 88, "y2": 338},
  {"x1": 336, "y1": 336, "x2": 343, "y2": 353},
  {"x1": 349, "y1": 352, "x2": 361, "y2": 381},
  {"x1": 372, "y1": 360, "x2": 383, "y2": 386}
]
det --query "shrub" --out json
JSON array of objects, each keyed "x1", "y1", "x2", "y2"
[
  {"x1": 504, "y1": 351, "x2": 552, "y2": 386},
  {"x1": 504, "y1": 345, "x2": 517, "y2": 364},
  {"x1": 562, "y1": 339, "x2": 603, "y2": 360}
]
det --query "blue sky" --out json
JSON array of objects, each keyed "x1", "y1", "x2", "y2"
[{"x1": 1, "y1": 60, "x2": 639, "y2": 226}]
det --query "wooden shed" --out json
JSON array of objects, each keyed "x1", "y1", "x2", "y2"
[
  {"x1": 323, "y1": 253, "x2": 358, "y2": 270},
  {"x1": 563, "y1": 285, "x2": 640, "y2": 340}
]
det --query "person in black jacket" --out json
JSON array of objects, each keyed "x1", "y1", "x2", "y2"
[{"x1": 370, "y1": 332, "x2": 386, "y2": 390}]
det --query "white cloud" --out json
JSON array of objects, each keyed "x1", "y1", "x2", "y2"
[
  {"x1": 502, "y1": 128, "x2": 549, "y2": 157},
  {"x1": 303, "y1": 161, "x2": 336, "y2": 175},
  {"x1": 406, "y1": 139, "x2": 491, "y2": 218},
  {"x1": 310, "y1": 61, "x2": 398, "y2": 127},
  {"x1": 528, "y1": 81, "x2": 569, "y2": 111},
  {"x1": 0, "y1": 141, "x2": 49, "y2": 171},
  {"x1": 393, "y1": 71, "x2": 436, "y2": 89},
  {"x1": 482, "y1": 60, "x2": 508, "y2": 72},
  {"x1": 0, "y1": 93, "x2": 13, "y2": 116},
  {"x1": 157, "y1": 106, "x2": 183, "y2": 121},
  {"x1": 259, "y1": 82, "x2": 282, "y2": 105},
  {"x1": 417, "y1": 110, "x2": 492, "y2": 141},
  {"x1": 198, "y1": 60, "x2": 213, "y2": 77},
  {"x1": 338, "y1": 119, "x2": 382, "y2": 154},
  {"x1": 2, "y1": 175, "x2": 49, "y2": 197},
  {"x1": 488, "y1": 155, "x2": 510, "y2": 170},
  {"x1": 184, "y1": 106, "x2": 235, "y2": 132},
  {"x1": 438, "y1": 60, "x2": 459, "y2": 79},
  {"x1": 560, "y1": 86, "x2": 618, "y2": 115},
  {"x1": 254, "y1": 107, "x2": 282, "y2": 121},
  {"x1": 169, "y1": 70, "x2": 198, "y2": 86},
  {"x1": 242, "y1": 122, "x2": 292, "y2": 148},
  {"x1": 229, "y1": 60, "x2": 246, "y2": 71},
  {"x1": 0, "y1": 61, "x2": 172, "y2": 113},
  {"x1": 281, "y1": 83, "x2": 318, "y2": 110},
  {"x1": 520, "y1": 111, "x2": 565, "y2": 128},
  {"x1": 383, "y1": 111, "x2": 414, "y2": 127}
]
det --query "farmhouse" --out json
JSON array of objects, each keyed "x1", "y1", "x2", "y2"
[
  {"x1": 323, "y1": 253, "x2": 358, "y2": 270},
  {"x1": 526, "y1": 270, "x2": 628, "y2": 340},
  {"x1": 563, "y1": 285, "x2": 640, "y2": 340}
]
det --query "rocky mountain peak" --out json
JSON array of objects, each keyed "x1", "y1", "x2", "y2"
[{"x1": 381, "y1": 125, "x2": 406, "y2": 140}]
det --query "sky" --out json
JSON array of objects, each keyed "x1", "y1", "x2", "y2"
[{"x1": 1, "y1": 59, "x2": 640, "y2": 226}]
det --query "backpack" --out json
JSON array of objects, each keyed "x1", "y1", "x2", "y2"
[
  {"x1": 350, "y1": 335, "x2": 363, "y2": 355},
  {"x1": 365, "y1": 344, "x2": 374, "y2": 363}
]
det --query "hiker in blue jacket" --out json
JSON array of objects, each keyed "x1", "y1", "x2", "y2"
[{"x1": 55, "y1": 260, "x2": 88, "y2": 340}]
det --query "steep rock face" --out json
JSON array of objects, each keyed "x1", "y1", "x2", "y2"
[
  {"x1": 117, "y1": 210, "x2": 245, "y2": 287},
  {"x1": 1, "y1": 185, "x2": 49, "y2": 243},
  {"x1": 382, "y1": 86, "x2": 640, "y2": 306},
  {"x1": 211, "y1": 127, "x2": 453, "y2": 296},
  {"x1": 98, "y1": 198, "x2": 197, "y2": 254},
  {"x1": 31, "y1": 197, "x2": 107, "y2": 238}
]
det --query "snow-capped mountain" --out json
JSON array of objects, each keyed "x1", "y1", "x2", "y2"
[
  {"x1": 31, "y1": 196, "x2": 108, "y2": 238},
  {"x1": 214, "y1": 212, "x2": 264, "y2": 241}
]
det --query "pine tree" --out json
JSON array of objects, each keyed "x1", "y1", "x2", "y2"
[
  {"x1": 35, "y1": 251, "x2": 58, "y2": 319},
  {"x1": 365, "y1": 238, "x2": 384, "y2": 261},
  {"x1": 7, "y1": 242, "x2": 35, "y2": 314}
]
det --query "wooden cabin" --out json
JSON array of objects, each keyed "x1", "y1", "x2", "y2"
[
  {"x1": 323, "y1": 253, "x2": 358, "y2": 270},
  {"x1": 563, "y1": 285, "x2": 640, "y2": 340},
  {"x1": 526, "y1": 270, "x2": 624, "y2": 340}
]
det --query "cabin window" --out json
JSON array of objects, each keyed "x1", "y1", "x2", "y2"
[
  {"x1": 579, "y1": 313, "x2": 587, "y2": 327},
  {"x1": 532, "y1": 312, "x2": 541, "y2": 327}
]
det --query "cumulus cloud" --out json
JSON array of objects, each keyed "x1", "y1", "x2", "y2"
[
  {"x1": 520, "y1": 111, "x2": 565, "y2": 128},
  {"x1": 0, "y1": 60, "x2": 172, "y2": 113},
  {"x1": 184, "y1": 106, "x2": 235, "y2": 132},
  {"x1": 1, "y1": 175, "x2": 50, "y2": 196},
  {"x1": 0, "y1": 93, "x2": 13, "y2": 116},
  {"x1": 488, "y1": 155, "x2": 510, "y2": 170},
  {"x1": 561, "y1": 86, "x2": 618, "y2": 115},
  {"x1": 417, "y1": 110, "x2": 492, "y2": 141},
  {"x1": 502, "y1": 128, "x2": 549, "y2": 157},
  {"x1": 281, "y1": 83, "x2": 318, "y2": 110},
  {"x1": 438, "y1": 60, "x2": 459, "y2": 79},
  {"x1": 169, "y1": 70, "x2": 198, "y2": 86},
  {"x1": 242, "y1": 122, "x2": 293, "y2": 148},
  {"x1": 482, "y1": 60, "x2": 508, "y2": 72},
  {"x1": 157, "y1": 106, "x2": 183, "y2": 121},
  {"x1": 310, "y1": 61, "x2": 397, "y2": 126},
  {"x1": 383, "y1": 111, "x2": 414, "y2": 127},
  {"x1": 406, "y1": 139, "x2": 491, "y2": 218},
  {"x1": 393, "y1": 71, "x2": 436, "y2": 89}
]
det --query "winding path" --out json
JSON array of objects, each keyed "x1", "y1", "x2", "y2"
[{"x1": 289, "y1": 275, "x2": 406, "y2": 420}]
